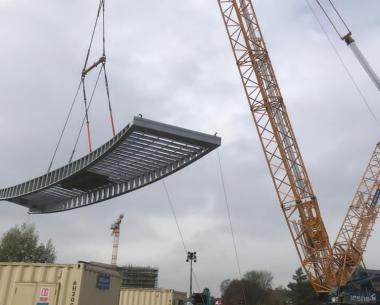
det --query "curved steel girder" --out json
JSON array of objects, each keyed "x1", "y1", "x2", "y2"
[{"x1": 0, "y1": 117, "x2": 221, "y2": 213}]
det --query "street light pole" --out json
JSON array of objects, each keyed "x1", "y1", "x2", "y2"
[
  {"x1": 190, "y1": 258, "x2": 193, "y2": 296},
  {"x1": 186, "y1": 251, "x2": 197, "y2": 298}
]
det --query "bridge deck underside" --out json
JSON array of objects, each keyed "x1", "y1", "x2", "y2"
[{"x1": 0, "y1": 117, "x2": 221, "y2": 213}]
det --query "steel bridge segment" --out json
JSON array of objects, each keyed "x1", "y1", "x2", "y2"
[{"x1": 0, "y1": 116, "x2": 221, "y2": 214}]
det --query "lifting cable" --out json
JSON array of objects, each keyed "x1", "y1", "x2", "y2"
[
  {"x1": 314, "y1": 0, "x2": 380, "y2": 93},
  {"x1": 216, "y1": 149, "x2": 247, "y2": 305},
  {"x1": 78, "y1": 0, "x2": 103, "y2": 154},
  {"x1": 47, "y1": 80, "x2": 82, "y2": 172},
  {"x1": 81, "y1": 0, "x2": 117, "y2": 151},
  {"x1": 315, "y1": 0, "x2": 350, "y2": 39},
  {"x1": 162, "y1": 180, "x2": 206, "y2": 302},
  {"x1": 305, "y1": 0, "x2": 380, "y2": 130},
  {"x1": 101, "y1": 0, "x2": 116, "y2": 137},
  {"x1": 162, "y1": 180, "x2": 206, "y2": 304},
  {"x1": 48, "y1": 0, "x2": 116, "y2": 171},
  {"x1": 164, "y1": 153, "x2": 248, "y2": 304},
  {"x1": 69, "y1": 67, "x2": 104, "y2": 163}
]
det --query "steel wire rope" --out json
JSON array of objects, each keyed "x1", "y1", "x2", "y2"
[
  {"x1": 101, "y1": 0, "x2": 117, "y2": 137},
  {"x1": 80, "y1": 0, "x2": 103, "y2": 153},
  {"x1": 83, "y1": 0, "x2": 104, "y2": 72},
  {"x1": 216, "y1": 149, "x2": 243, "y2": 278},
  {"x1": 216, "y1": 149, "x2": 247, "y2": 305},
  {"x1": 327, "y1": 0, "x2": 351, "y2": 35},
  {"x1": 315, "y1": 0, "x2": 380, "y2": 95},
  {"x1": 102, "y1": 0, "x2": 106, "y2": 56},
  {"x1": 103, "y1": 64, "x2": 116, "y2": 136},
  {"x1": 69, "y1": 66, "x2": 104, "y2": 163},
  {"x1": 47, "y1": 0, "x2": 106, "y2": 170},
  {"x1": 305, "y1": 0, "x2": 380, "y2": 130},
  {"x1": 314, "y1": 0, "x2": 343, "y2": 38},
  {"x1": 81, "y1": 77, "x2": 93, "y2": 152},
  {"x1": 69, "y1": 0, "x2": 117, "y2": 161},
  {"x1": 315, "y1": 0, "x2": 351, "y2": 39},
  {"x1": 82, "y1": 0, "x2": 116, "y2": 144},
  {"x1": 162, "y1": 180, "x2": 207, "y2": 305},
  {"x1": 47, "y1": 80, "x2": 82, "y2": 173}
]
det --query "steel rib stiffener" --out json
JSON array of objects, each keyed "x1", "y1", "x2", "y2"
[{"x1": 0, "y1": 117, "x2": 221, "y2": 214}]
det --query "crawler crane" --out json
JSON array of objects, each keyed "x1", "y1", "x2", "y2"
[{"x1": 216, "y1": 0, "x2": 380, "y2": 303}]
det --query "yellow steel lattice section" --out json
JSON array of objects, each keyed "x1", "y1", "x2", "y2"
[
  {"x1": 217, "y1": 0, "x2": 334, "y2": 293},
  {"x1": 332, "y1": 142, "x2": 380, "y2": 286}
]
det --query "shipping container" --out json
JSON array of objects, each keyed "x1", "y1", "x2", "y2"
[
  {"x1": 0, "y1": 262, "x2": 121, "y2": 305},
  {"x1": 119, "y1": 288, "x2": 186, "y2": 305}
]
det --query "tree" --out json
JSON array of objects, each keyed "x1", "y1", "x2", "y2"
[
  {"x1": 244, "y1": 270, "x2": 273, "y2": 290},
  {"x1": 221, "y1": 270, "x2": 274, "y2": 305},
  {"x1": 268, "y1": 286, "x2": 289, "y2": 305},
  {"x1": 0, "y1": 223, "x2": 56, "y2": 263},
  {"x1": 287, "y1": 268, "x2": 321, "y2": 305},
  {"x1": 220, "y1": 279, "x2": 231, "y2": 294}
]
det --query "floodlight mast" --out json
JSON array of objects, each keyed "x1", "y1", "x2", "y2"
[{"x1": 186, "y1": 251, "x2": 197, "y2": 297}]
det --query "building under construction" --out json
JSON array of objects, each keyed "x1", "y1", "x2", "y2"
[{"x1": 118, "y1": 265, "x2": 159, "y2": 289}]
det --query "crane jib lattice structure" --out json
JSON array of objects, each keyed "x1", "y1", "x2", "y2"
[
  {"x1": 217, "y1": 0, "x2": 380, "y2": 297},
  {"x1": 111, "y1": 214, "x2": 124, "y2": 266}
]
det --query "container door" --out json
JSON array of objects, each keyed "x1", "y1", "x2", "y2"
[
  {"x1": 11, "y1": 283, "x2": 57, "y2": 305},
  {"x1": 12, "y1": 283, "x2": 37, "y2": 305},
  {"x1": 35, "y1": 284, "x2": 57, "y2": 305}
]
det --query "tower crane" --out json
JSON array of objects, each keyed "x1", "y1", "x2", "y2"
[
  {"x1": 216, "y1": 0, "x2": 380, "y2": 303},
  {"x1": 111, "y1": 214, "x2": 124, "y2": 266}
]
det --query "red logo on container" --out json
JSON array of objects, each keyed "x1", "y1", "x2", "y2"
[{"x1": 39, "y1": 288, "x2": 49, "y2": 302}]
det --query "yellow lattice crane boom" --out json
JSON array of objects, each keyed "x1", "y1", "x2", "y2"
[
  {"x1": 332, "y1": 143, "x2": 380, "y2": 286},
  {"x1": 217, "y1": 0, "x2": 380, "y2": 297},
  {"x1": 217, "y1": 0, "x2": 334, "y2": 293}
]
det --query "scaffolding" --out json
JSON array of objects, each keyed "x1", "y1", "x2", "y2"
[{"x1": 118, "y1": 265, "x2": 159, "y2": 289}]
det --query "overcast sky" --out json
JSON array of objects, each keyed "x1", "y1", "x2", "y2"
[{"x1": 1, "y1": 0, "x2": 379, "y2": 297}]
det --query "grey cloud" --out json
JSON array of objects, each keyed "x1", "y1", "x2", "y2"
[{"x1": 1, "y1": 0, "x2": 380, "y2": 296}]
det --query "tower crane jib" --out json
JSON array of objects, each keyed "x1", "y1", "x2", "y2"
[{"x1": 111, "y1": 214, "x2": 124, "y2": 266}]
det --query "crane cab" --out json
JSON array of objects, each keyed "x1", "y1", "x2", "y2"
[{"x1": 328, "y1": 269, "x2": 380, "y2": 304}]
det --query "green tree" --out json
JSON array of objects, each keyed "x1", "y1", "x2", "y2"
[
  {"x1": 244, "y1": 270, "x2": 273, "y2": 290},
  {"x1": 221, "y1": 271, "x2": 274, "y2": 305},
  {"x1": 268, "y1": 286, "x2": 289, "y2": 305},
  {"x1": 0, "y1": 223, "x2": 56, "y2": 263},
  {"x1": 287, "y1": 268, "x2": 321, "y2": 305},
  {"x1": 220, "y1": 279, "x2": 231, "y2": 294}
]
